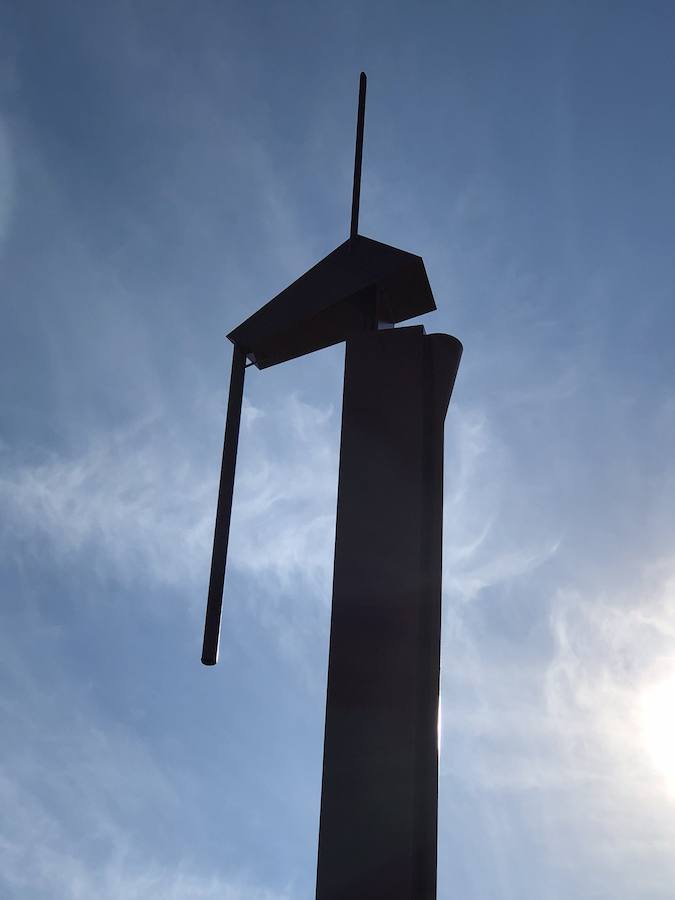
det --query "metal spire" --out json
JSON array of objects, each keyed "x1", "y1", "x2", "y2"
[{"x1": 350, "y1": 72, "x2": 367, "y2": 240}]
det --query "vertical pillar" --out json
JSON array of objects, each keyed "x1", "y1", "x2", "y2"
[{"x1": 316, "y1": 325, "x2": 462, "y2": 900}]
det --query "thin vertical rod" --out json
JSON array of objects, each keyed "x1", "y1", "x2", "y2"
[
  {"x1": 350, "y1": 72, "x2": 367, "y2": 240},
  {"x1": 202, "y1": 343, "x2": 247, "y2": 666}
]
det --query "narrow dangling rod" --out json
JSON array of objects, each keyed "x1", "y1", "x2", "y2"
[{"x1": 201, "y1": 344, "x2": 246, "y2": 666}]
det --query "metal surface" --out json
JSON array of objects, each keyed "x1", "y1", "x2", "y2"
[
  {"x1": 350, "y1": 72, "x2": 367, "y2": 240},
  {"x1": 227, "y1": 234, "x2": 435, "y2": 369},
  {"x1": 201, "y1": 344, "x2": 246, "y2": 666},
  {"x1": 315, "y1": 326, "x2": 462, "y2": 900}
]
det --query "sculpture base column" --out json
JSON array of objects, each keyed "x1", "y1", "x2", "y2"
[{"x1": 316, "y1": 325, "x2": 462, "y2": 900}]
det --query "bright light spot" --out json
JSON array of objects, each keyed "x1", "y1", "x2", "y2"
[
  {"x1": 640, "y1": 675, "x2": 675, "y2": 794},
  {"x1": 437, "y1": 688, "x2": 442, "y2": 755}
]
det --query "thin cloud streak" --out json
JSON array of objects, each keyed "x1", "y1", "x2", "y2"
[
  {"x1": 0, "y1": 773, "x2": 291, "y2": 900},
  {"x1": 0, "y1": 393, "x2": 341, "y2": 606},
  {"x1": 0, "y1": 609, "x2": 293, "y2": 900},
  {"x1": 443, "y1": 402, "x2": 560, "y2": 603}
]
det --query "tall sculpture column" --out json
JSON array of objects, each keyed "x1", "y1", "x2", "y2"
[
  {"x1": 200, "y1": 73, "x2": 464, "y2": 900},
  {"x1": 316, "y1": 325, "x2": 462, "y2": 900}
]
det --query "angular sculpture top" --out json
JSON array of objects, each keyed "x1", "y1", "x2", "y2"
[
  {"x1": 229, "y1": 234, "x2": 436, "y2": 369},
  {"x1": 201, "y1": 71, "x2": 449, "y2": 668}
]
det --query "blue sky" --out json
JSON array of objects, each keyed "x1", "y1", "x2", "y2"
[{"x1": 1, "y1": 1, "x2": 675, "y2": 897}]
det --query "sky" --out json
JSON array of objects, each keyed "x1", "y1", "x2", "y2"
[{"x1": 1, "y1": 1, "x2": 675, "y2": 897}]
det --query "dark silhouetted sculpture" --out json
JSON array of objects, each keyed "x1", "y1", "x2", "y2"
[{"x1": 202, "y1": 73, "x2": 462, "y2": 900}]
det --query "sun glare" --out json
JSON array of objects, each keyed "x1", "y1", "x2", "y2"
[
  {"x1": 640, "y1": 675, "x2": 675, "y2": 794},
  {"x1": 437, "y1": 692, "x2": 443, "y2": 754}
]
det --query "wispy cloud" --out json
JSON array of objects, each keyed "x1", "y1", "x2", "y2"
[
  {"x1": 0, "y1": 413, "x2": 213, "y2": 593},
  {"x1": 443, "y1": 402, "x2": 560, "y2": 603},
  {"x1": 0, "y1": 602, "x2": 293, "y2": 900},
  {"x1": 231, "y1": 394, "x2": 339, "y2": 597},
  {"x1": 439, "y1": 555, "x2": 675, "y2": 893},
  {"x1": 0, "y1": 713, "x2": 291, "y2": 900},
  {"x1": 0, "y1": 393, "x2": 340, "y2": 611}
]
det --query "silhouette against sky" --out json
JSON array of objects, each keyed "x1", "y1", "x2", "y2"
[{"x1": 2, "y1": 3, "x2": 675, "y2": 899}]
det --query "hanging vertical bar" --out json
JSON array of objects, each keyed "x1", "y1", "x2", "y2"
[
  {"x1": 201, "y1": 343, "x2": 247, "y2": 666},
  {"x1": 350, "y1": 72, "x2": 367, "y2": 240}
]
